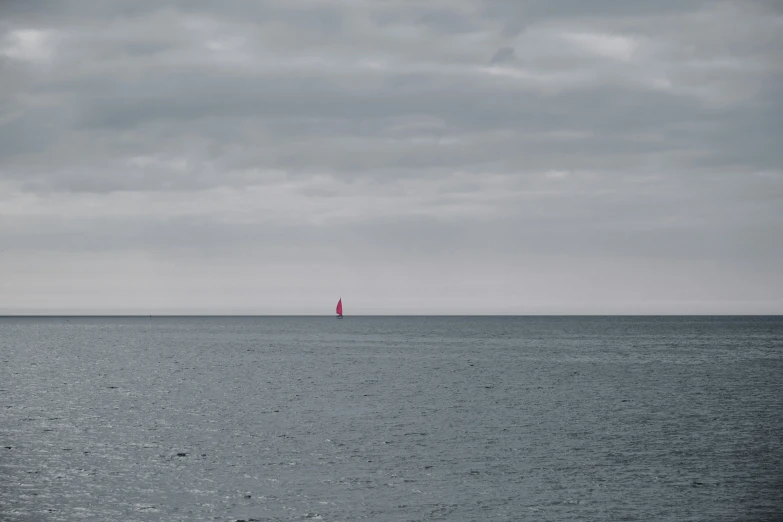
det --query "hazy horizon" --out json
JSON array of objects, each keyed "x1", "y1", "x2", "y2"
[
  {"x1": 1, "y1": 1, "x2": 781, "y2": 315},
  {"x1": 1, "y1": 308, "x2": 781, "y2": 317}
]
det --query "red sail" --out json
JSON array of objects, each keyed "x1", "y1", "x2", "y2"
[{"x1": 336, "y1": 298, "x2": 343, "y2": 316}]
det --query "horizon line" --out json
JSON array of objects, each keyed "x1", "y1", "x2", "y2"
[{"x1": 1, "y1": 313, "x2": 781, "y2": 318}]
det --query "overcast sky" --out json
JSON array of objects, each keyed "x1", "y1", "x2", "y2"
[{"x1": 1, "y1": 0, "x2": 781, "y2": 314}]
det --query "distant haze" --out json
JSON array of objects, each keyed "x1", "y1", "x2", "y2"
[{"x1": 1, "y1": 1, "x2": 781, "y2": 315}]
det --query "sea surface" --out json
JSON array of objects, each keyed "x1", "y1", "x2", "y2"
[{"x1": 1, "y1": 316, "x2": 782, "y2": 521}]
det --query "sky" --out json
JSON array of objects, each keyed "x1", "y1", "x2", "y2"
[{"x1": 0, "y1": 0, "x2": 781, "y2": 315}]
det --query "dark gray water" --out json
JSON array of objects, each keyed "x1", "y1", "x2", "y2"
[{"x1": 1, "y1": 316, "x2": 782, "y2": 521}]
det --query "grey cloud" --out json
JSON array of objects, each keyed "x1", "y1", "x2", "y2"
[
  {"x1": 490, "y1": 46, "x2": 515, "y2": 64},
  {"x1": 416, "y1": 9, "x2": 477, "y2": 34},
  {"x1": 0, "y1": 0, "x2": 781, "y2": 313},
  {"x1": 479, "y1": 0, "x2": 712, "y2": 21}
]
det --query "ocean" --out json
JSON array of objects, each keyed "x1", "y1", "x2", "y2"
[{"x1": 1, "y1": 316, "x2": 781, "y2": 521}]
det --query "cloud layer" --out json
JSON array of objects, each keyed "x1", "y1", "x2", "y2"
[{"x1": 1, "y1": 0, "x2": 781, "y2": 313}]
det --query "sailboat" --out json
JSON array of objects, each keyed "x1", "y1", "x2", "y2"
[{"x1": 336, "y1": 298, "x2": 343, "y2": 319}]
